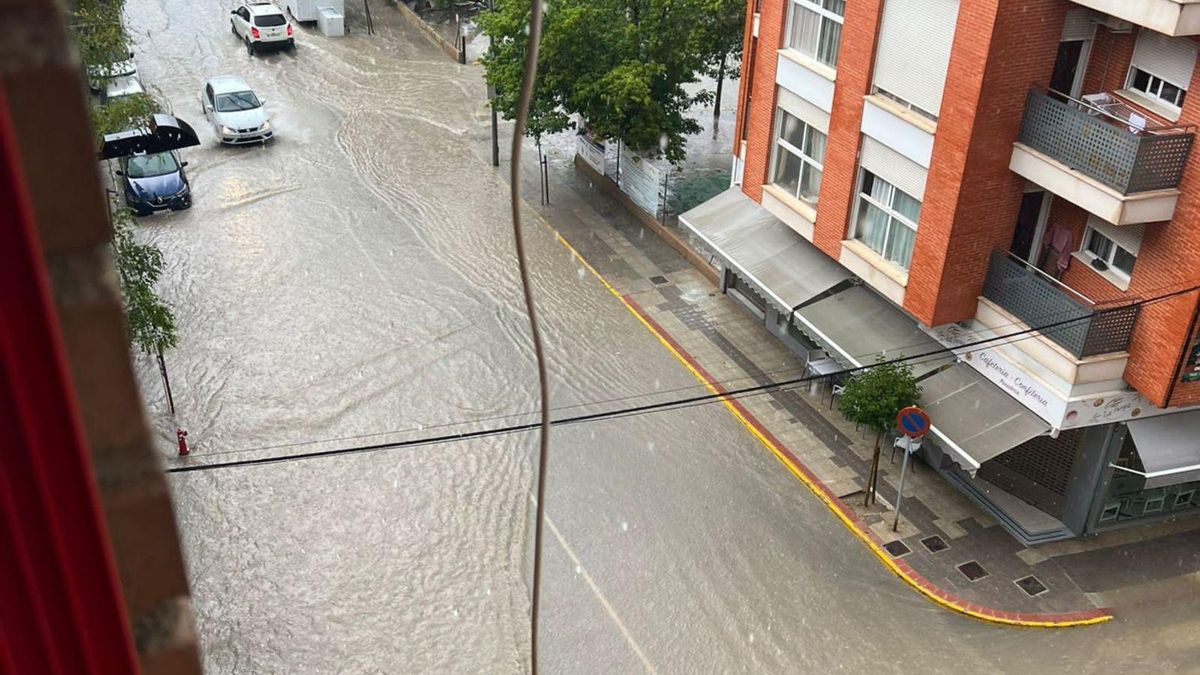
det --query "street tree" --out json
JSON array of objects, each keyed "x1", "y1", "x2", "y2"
[
  {"x1": 837, "y1": 359, "x2": 921, "y2": 507},
  {"x1": 693, "y1": 0, "x2": 745, "y2": 120},
  {"x1": 480, "y1": 0, "x2": 713, "y2": 163},
  {"x1": 112, "y1": 210, "x2": 179, "y2": 357}
]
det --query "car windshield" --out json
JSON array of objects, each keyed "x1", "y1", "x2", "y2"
[
  {"x1": 126, "y1": 152, "x2": 178, "y2": 178},
  {"x1": 254, "y1": 14, "x2": 286, "y2": 27},
  {"x1": 215, "y1": 90, "x2": 261, "y2": 112}
]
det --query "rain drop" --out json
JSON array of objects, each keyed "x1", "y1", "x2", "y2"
[
  {"x1": 575, "y1": 565, "x2": 581, "y2": 575},
  {"x1": 621, "y1": 521, "x2": 629, "y2": 532},
  {"x1": 749, "y1": 633, "x2": 755, "y2": 644}
]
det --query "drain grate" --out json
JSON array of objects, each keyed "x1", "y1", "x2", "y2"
[
  {"x1": 882, "y1": 540, "x2": 911, "y2": 558},
  {"x1": 956, "y1": 560, "x2": 990, "y2": 582},
  {"x1": 1014, "y1": 575, "x2": 1048, "y2": 597},
  {"x1": 649, "y1": 275, "x2": 669, "y2": 285},
  {"x1": 920, "y1": 535, "x2": 949, "y2": 554}
]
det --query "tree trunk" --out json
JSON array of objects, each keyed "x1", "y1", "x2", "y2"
[
  {"x1": 713, "y1": 54, "x2": 726, "y2": 120},
  {"x1": 864, "y1": 431, "x2": 882, "y2": 507}
]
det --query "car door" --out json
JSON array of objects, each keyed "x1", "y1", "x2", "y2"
[
  {"x1": 203, "y1": 84, "x2": 216, "y2": 126},
  {"x1": 233, "y1": 7, "x2": 250, "y2": 38}
]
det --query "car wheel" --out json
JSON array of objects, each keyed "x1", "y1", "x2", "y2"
[
  {"x1": 246, "y1": 38, "x2": 255, "y2": 55},
  {"x1": 288, "y1": 39, "x2": 295, "y2": 50},
  {"x1": 231, "y1": 20, "x2": 237, "y2": 35}
]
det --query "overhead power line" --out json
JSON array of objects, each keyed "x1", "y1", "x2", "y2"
[{"x1": 166, "y1": 275, "x2": 1200, "y2": 476}]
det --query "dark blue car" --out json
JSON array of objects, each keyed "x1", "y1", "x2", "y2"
[{"x1": 117, "y1": 150, "x2": 191, "y2": 216}]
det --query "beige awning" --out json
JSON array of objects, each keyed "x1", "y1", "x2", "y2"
[
  {"x1": 920, "y1": 364, "x2": 1050, "y2": 472},
  {"x1": 679, "y1": 188, "x2": 850, "y2": 313}
]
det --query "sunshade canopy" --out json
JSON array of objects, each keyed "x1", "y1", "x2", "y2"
[
  {"x1": 794, "y1": 285, "x2": 953, "y2": 378},
  {"x1": 679, "y1": 188, "x2": 850, "y2": 313},
  {"x1": 98, "y1": 114, "x2": 200, "y2": 160},
  {"x1": 920, "y1": 364, "x2": 1050, "y2": 472},
  {"x1": 1124, "y1": 410, "x2": 1200, "y2": 488}
]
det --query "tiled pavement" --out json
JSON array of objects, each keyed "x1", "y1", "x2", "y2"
[{"x1": 472, "y1": 123, "x2": 1200, "y2": 619}]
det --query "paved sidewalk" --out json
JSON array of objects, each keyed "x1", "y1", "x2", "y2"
[{"x1": 465, "y1": 104, "x2": 1200, "y2": 623}]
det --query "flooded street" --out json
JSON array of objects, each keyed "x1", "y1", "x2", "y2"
[{"x1": 122, "y1": 1, "x2": 1198, "y2": 672}]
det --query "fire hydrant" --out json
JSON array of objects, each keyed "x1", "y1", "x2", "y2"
[{"x1": 176, "y1": 428, "x2": 190, "y2": 456}]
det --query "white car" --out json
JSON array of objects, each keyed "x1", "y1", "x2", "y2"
[
  {"x1": 200, "y1": 75, "x2": 273, "y2": 144},
  {"x1": 230, "y1": 1, "x2": 295, "y2": 54},
  {"x1": 88, "y1": 51, "x2": 137, "y2": 92},
  {"x1": 102, "y1": 74, "x2": 146, "y2": 105}
]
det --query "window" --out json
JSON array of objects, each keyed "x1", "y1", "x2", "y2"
[
  {"x1": 854, "y1": 171, "x2": 921, "y2": 270},
  {"x1": 873, "y1": 87, "x2": 939, "y2": 124},
  {"x1": 1127, "y1": 67, "x2": 1187, "y2": 109},
  {"x1": 1083, "y1": 227, "x2": 1137, "y2": 280},
  {"x1": 785, "y1": 0, "x2": 845, "y2": 69},
  {"x1": 770, "y1": 109, "x2": 826, "y2": 205}
]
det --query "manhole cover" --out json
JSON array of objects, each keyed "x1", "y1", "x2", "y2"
[
  {"x1": 882, "y1": 540, "x2": 911, "y2": 558},
  {"x1": 920, "y1": 535, "x2": 949, "y2": 554},
  {"x1": 956, "y1": 560, "x2": 990, "y2": 582},
  {"x1": 649, "y1": 275, "x2": 669, "y2": 285},
  {"x1": 1014, "y1": 575, "x2": 1048, "y2": 597}
]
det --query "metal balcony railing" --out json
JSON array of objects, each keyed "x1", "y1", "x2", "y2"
[
  {"x1": 981, "y1": 251, "x2": 1140, "y2": 358},
  {"x1": 1017, "y1": 88, "x2": 1195, "y2": 194}
]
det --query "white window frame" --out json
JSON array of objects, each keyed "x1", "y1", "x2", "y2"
[
  {"x1": 768, "y1": 108, "x2": 826, "y2": 205},
  {"x1": 784, "y1": 0, "x2": 845, "y2": 70},
  {"x1": 872, "y1": 87, "x2": 940, "y2": 124},
  {"x1": 852, "y1": 170, "x2": 921, "y2": 271},
  {"x1": 1081, "y1": 225, "x2": 1137, "y2": 283},
  {"x1": 1126, "y1": 66, "x2": 1188, "y2": 111}
]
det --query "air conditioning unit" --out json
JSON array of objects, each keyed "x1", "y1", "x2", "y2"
[{"x1": 1095, "y1": 15, "x2": 1134, "y2": 33}]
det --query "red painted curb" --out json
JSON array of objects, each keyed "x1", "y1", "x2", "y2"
[{"x1": 622, "y1": 295, "x2": 1111, "y2": 627}]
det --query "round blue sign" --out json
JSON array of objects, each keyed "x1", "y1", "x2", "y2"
[{"x1": 896, "y1": 406, "x2": 931, "y2": 438}]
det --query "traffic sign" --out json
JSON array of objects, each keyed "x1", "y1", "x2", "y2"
[{"x1": 896, "y1": 406, "x2": 931, "y2": 439}]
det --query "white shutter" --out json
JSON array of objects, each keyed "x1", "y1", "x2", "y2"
[
  {"x1": 1087, "y1": 216, "x2": 1144, "y2": 255},
  {"x1": 860, "y1": 136, "x2": 927, "y2": 200},
  {"x1": 1061, "y1": 8, "x2": 1094, "y2": 42},
  {"x1": 776, "y1": 86, "x2": 831, "y2": 133},
  {"x1": 872, "y1": 0, "x2": 960, "y2": 116},
  {"x1": 1131, "y1": 29, "x2": 1198, "y2": 89}
]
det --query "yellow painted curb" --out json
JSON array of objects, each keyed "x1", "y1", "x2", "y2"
[{"x1": 530, "y1": 211, "x2": 1112, "y2": 629}]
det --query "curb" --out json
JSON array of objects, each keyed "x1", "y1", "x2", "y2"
[
  {"x1": 531, "y1": 209, "x2": 1113, "y2": 629},
  {"x1": 390, "y1": 1, "x2": 464, "y2": 63}
]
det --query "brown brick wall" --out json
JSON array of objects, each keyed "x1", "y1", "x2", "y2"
[
  {"x1": 731, "y1": 0, "x2": 759, "y2": 155},
  {"x1": 739, "y1": 0, "x2": 787, "y2": 204},
  {"x1": 904, "y1": 0, "x2": 1069, "y2": 327},
  {"x1": 1081, "y1": 26, "x2": 1136, "y2": 96}
]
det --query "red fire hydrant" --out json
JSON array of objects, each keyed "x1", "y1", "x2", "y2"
[{"x1": 176, "y1": 428, "x2": 190, "y2": 456}]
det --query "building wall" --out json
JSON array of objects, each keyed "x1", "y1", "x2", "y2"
[{"x1": 739, "y1": 0, "x2": 787, "y2": 204}]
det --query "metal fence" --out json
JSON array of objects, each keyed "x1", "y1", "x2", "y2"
[
  {"x1": 981, "y1": 251, "x2": 1140, "y2": 358},
  {"x1": 1017, "y1": 89, "x2": 1194, "y2": 194}
]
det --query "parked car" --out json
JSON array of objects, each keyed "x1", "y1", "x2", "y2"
[
  {"x1": 231, "y1": 1, "x2": 295, "y2": 54},
  {"x1": 101, "y1": 73, "x2": 146, "y2": 106},
  {"x1": 200, "y1": 75, "x2": 273, "y2": 145},
  {"x1": 116, "y1": 150, "x2": 192, "y2": 216},
  {"x1": 87, "y1": 52, "x2": 137, "y2": 92}
]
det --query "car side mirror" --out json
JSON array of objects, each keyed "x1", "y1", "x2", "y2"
[
  {"x1": 128, "y1": 51, "x2": 135, "y2": 58},
  {"x1": 115, "y1": 170, "x2": 125, "y2": 176},
  {"x1": 181, "y1": 161, "x2": 189, "y2": 167},
  {"x1": 259, "y1": 98, "x2": 267, "y2": 105},
  {"x1": 231, "y1": 9, "x2": 237, "y2": 14}
]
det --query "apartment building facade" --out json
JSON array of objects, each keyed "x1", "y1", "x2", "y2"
[{"x1": 681, "y1": 0, "x2": 1200, "y2": 543}]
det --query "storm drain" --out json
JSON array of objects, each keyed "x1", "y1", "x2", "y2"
[
  {"x1": 1014, "y1": 575, "x2": 1048, "y2": 597},
  {"x1": 882, "y1": 540, "x2": 911, "y2": 558},
  {"x1": 920, "y1": 535, "x2": 949, "y2": 554},
  {"x1": 956, "y1": 560, "x2": 990, "y2": 582},
  {"x1": 649, "y1": 275, "x2": 669, "y2": 285}
]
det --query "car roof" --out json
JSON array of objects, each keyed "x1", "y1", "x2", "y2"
[
  {"x1": 246, "y1": 2, "x2": 284, "y2": 16},
  {"x1": 106, "y1": 75, "x2": 145, "y2": 97},
  {"x1": 208, "y1": 75, "x2": 254, "y2": 94}
]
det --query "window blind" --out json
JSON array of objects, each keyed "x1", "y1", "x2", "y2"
[
  {"x1": 777, "y1": 86, "x2": 831, "y2": 133},
  {"x1": 1087, "y1": 216, "x2": 1144, "y2": 255},
  {"x1": 1061, "y1": 8, "x2": 1094, "y2": 42},
  {"x1": 872, "y1": 0, "x2": 960, "y2": 117},
  {"x1": 1130, "y1": 29, "x2": 1198, "y2": 89},
  {"x1": 860, "y1": 135, "x2": 927, "y2": 200}
]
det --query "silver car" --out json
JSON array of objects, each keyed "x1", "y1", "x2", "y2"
[{"x1": 200, "y1": 75, "x2": 273, "y2": 145}]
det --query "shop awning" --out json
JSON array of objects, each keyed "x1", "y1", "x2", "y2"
[
  {"x1": 678, "y1": 188, "x2": 850, "y2": 313},
  {"x1": 1123, "y1": 410, "x2": 1200, "y2": 488},
  {"x1": 793, "y1": 285, "x2": 954, "y2": 378},
  {"x1": 920, "y1": 364, "x2": 1050, "y2": 472}
]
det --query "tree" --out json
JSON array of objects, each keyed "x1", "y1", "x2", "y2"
[
  {"x1": 693, "y1": 0, "x2": 745, "y2": 120},
  {"x1": 480, "y1": 0, "x2": 714, "y2": 163},
  {"x1": 837, "y1": 359, "x2": 921, "y2": 507}
]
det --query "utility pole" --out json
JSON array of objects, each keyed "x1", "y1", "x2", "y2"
[{"x1": 487, "y1": 0, "x2": 499, "y2": 167}]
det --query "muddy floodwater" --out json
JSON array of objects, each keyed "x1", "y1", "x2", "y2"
[{"x1": 123, "y1": 0, "x2": 1199, "y2": 671}]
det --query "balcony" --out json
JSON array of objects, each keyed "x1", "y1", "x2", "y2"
[
  {"x1": 981, "y1": 251, "x2": 1140, "y2": 359},
  {"x1": 1010, "y1": 88, "x2": 1195, "y2": 225},
  {"x1": 1066, "y1": 0, "x2": 1200, "y2": 37}
]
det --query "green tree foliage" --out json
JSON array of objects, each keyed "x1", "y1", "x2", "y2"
[
  {"x1": 69, "y1": 0, "x2": 132, "y2": 81},
  {"x1": 481, "y1": 0, "x2": 742, "y2": 162},
  {"x1": 112, "y1": 210, "x2": 179, "y2": 355},
  {"x1": 693, "y1": 0, "x2": 745, "y2": 119},
  {"x1": 90, "y1": 92, "x2": 159, "y2": 137},
  {"x1": 837, "y1": 359, "x2": 921, "y2": 505}
]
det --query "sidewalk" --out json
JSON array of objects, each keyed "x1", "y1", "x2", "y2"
[{"x1": 472, "y1": 119, "x2": 1200, "y2": 624}]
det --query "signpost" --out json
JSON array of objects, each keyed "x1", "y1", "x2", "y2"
[{"x1": 892, "y1": 406, "x2": 930, "y2": 532}]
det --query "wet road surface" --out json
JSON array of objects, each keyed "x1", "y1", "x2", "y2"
[{"x1": 121, "y1": 1, "x2": 1200, "y2": 672}]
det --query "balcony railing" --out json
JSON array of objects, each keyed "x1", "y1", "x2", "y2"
[
  {"x1": 1017, "y1": 88, "x2": 1195, "y2": 194},
  {"x1": 981, "y1": 251, "x2": 1140, "y2": 358}
]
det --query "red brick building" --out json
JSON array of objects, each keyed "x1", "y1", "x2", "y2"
[{"x1": 682, "y1": 0, "x2": 1200, "y2": 541}]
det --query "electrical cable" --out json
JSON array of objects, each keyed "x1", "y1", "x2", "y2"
[
  {"x1": 167, "y1": 281, "x2": 1197, "y2": 475},
  {"x1": 508, "y1": 1, "x2": 549, "y2": 673}
]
